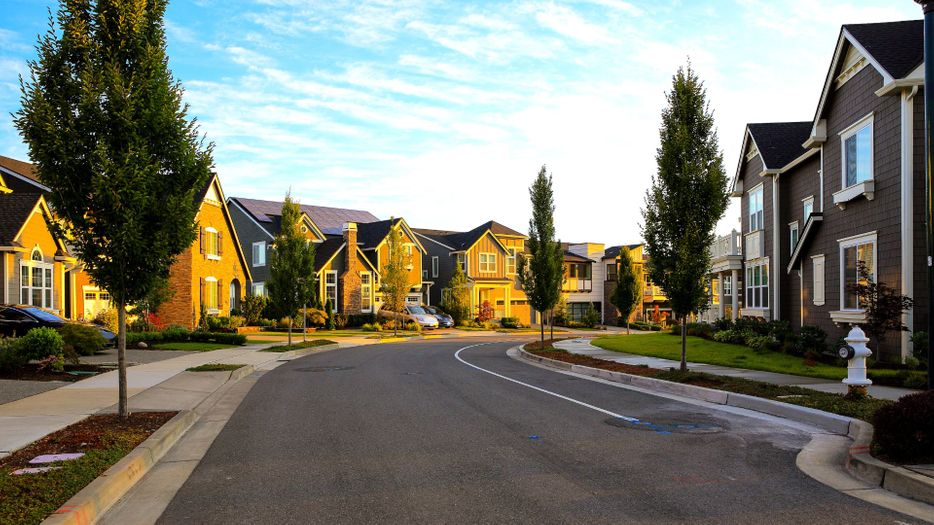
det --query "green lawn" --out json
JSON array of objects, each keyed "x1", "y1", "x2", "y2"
[
  {"x1": 150, "y1": 341, "x2": 240, "y2": 351},
  {"x1": 591, "y1": 333, "x2": 848, "y2": 381},
  {"x1": 260, "y1": 339, "x2": 338, "y2": 352}
]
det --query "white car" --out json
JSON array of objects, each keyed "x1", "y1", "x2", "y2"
[{"x1": 404, "y1": 305, "x2": 439, "y2": 329}]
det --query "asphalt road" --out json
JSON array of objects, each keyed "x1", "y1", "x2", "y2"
[{"x1": 158, "y1": 338, "x2": 919, "y2": 524}]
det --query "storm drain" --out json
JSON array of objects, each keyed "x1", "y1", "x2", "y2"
[
  {"x1": 293, "y1": 366, "x2": 355, "y2": 373},
  {"x1": 605, "y1": 416, "x2": 724, "y2": 435}
]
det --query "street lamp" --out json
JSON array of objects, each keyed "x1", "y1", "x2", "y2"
[{"x1": 915, "y1": 0, "x2": 934, "y2": 390}]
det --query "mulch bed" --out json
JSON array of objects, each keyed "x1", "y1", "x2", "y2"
[
  {"x1": 0, "y1": 364, "x2": 110, "y2": 382},
  {"x1": 526, "y1": 341, "x2": 660, "y2": 378},
  {"x1": 0, "y1": 412, "x2": 176, "y2": 472}
]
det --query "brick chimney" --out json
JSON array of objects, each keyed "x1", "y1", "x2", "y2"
[{"x1": 340, "y1": 222, "x2": 361, "y2": 314}]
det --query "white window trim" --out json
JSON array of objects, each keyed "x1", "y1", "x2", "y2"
[
  {"x1": 360, "y1": 271, "x2": 372, "y2": 313},
  {"x1": 252, "y1": 241, "x2": 266, "y2": 267},
  {"x1": 811, "y1": 254, "x2": 825, "y2": 306},
  {"x1": 205, "y1": 227, "x2": 221, "y2": 261},
  {"x1": 252, "y1": 281, "x2": 265, "y2": 297},
  {"x1": 431, "y1": 256, "x2": 439, "y2": 278},
  {"x1": 744, "y1": 259, "x2": 770, "y2": 310},
  {"x1": 479, "y1": 252, "x2": 496, "y2": 273},
  {"x1": 20, "y1": 251, "x2": 54, "y2": 310},
  {"x1": 324, "y1": 270, "x2": 338, "y2": 313},
  {"x1": 837, "y1": 231, "x2": 877, "y2": 313},
  {"x1": 204, "y1": 276, "x2": 219, "y2": 313},
  {"x1": 838, "y1": 113, "x2": 874, "y2": 190},
  {"x1": 505, "y1": 248, "x2": 517, "y2": 275},
  {"x1": 788, "y1": 221, "x2": 799, "y2": 251},
  {"x1": 747, "y1": 182, "x2": 764, "y2": 233},
  {"x1": 456, "y1": 253, "x2": 468, "y2": 274},
  {"x1": 802, "y1": 196, "x2": 815, "y2": 220}
]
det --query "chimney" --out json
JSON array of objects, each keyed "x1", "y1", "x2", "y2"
[
  {"x1": 343, "y1": 222, "x2": 357, "y2": 246},
  {"x1": 340, "y1": 222, "x2": 362, "y2": 314}
]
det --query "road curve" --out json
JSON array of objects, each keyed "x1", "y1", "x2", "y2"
[{"x1": 158, "y1": 337, "x2": 919, "y2": 524}]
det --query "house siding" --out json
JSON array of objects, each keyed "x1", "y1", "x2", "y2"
[
  {"x1": 739, "y1": 143, "x2": 772, "y2": 317},
  {"x1": 779, "y1": 154, "x2": 821, "y2": 329},
  {"x1": 228, "y1": 203, "x2": 273, "y2": 290}
]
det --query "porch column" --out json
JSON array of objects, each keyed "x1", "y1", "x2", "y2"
[
  {"x1": 718, "y1": 272, "x2": 724, "y2": 319},
  {"x1": 731, "y1": 269, "x2": 739, "y2": 320}
]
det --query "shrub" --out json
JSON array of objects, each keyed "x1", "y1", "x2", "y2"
[
  {"x1": 457, "y1": 319, "x2": 479, "y2": 328},
  {"x1": 278, "y1": 317, "x2": 293, "y2": 329},
  {"x1": 712, "y1": 317, "x2": 735, "y2": 332},
  {"x1": 92, "y1": 307, "x2": 119, "y2": 333},
  {"x1": 477, "y1": 301, "x2": 494, "y2": 322},
  {"x1": 912, "y1": 331, "x2": 928, "y2": 366},
  {"x1": 713, "y1": 329, "x2": 736, "y2": 343},
  {"x1": 405, "y1": 321, "x2": 421, "y2": 332},
  {"x1": 206, "y1": 315, "x2": 230, "y2": 332},
  {"x1": 58, "y1": 323, "x2": 107, "y2": 357},
  {"x1": 334, "y1": 313, "x2": 348, "y2": 329},
  {"x1": 0, "y1": 336, "x2": 25, "y2": 371},
  {"x1": 686, "y1": 323, "x2": 713, "y2": 340},
  {"x1": 500, "y1": 317, "x2": 520, "y2": 329},
  {"x1": 17, "y1": 327, "x2": 65, "y2": 361},
  {"x1": 361, "y1": 323, "x2": 381, "y2": 332},
  {"x1": 228, "y1": 315, "x2": 246, "y2": 329},
  {"x1": 582, "y1": 303, "x2": 600, "y2": 328},
  {"x1": 872, "y1": 389, "x2": 934, "y2": 463},
  {"x1": 380, "y1": 320, "x2": 397, "y2": 331},
  {"x1": 747, "y1": 335, "x2": 779, "y2": 353},
  {"x1": 259, "y1": 318, "x2": 276, "y2": 328},
  {"x1": 241, "y1": 295, "x2": 268, "y2": 325},
  {"x1": 346, "y1": 313, "x2": 376, "y2": 328},
  {"x1": 795, "y1": 325, "x2": 827, "y2": 356}
]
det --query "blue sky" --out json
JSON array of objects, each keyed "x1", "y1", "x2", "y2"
[{"x1": 0, "y1": 0, "x2": 921, "y2": 244}]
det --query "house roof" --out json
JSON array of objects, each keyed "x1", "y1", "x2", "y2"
[
  {"x1": 356, "y1": 219, "x2": 400, "y2": 249},
  {"x1": 0, "y1": 193, "x2": 43, "y2": 245},
  {"x1": 603, "y1": 243, "x2": 641, "y2": 260},
  {"x1": 483, "y1": 220, "x2": 526, "y2": 238},
  {"x1": 747, "y1": 122, "x2": 812, "y2": 170},
  {"x1": 844, "y1": 20, "x2": 923, "y2": 80},
  {"x1": 314, "y1": 237, "x2": 345, "y2": 270},
  {"x1": 563, "y1": 251, "x2": 590, "y2": 263},
  {"x1": 0, "y1": 155, "x2": 39, "y2": 182},
  {"x1": 229, "y1": 197, "x2": 378, "y2": 235}
]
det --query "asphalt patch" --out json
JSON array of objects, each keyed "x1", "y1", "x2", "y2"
[
  {"x1": 293, "y1": 366, "x2": 355, "y2": 373},
  {"x1": 605, "y1": 415, "x2": 725, "y2": 435}
]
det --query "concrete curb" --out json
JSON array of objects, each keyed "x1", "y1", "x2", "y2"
[
  {"x1": 517, "y1": 346, "x2": 853, "y2": 434},
  {"x1": 846, "y1": 419, "x2": 934, "y2": 506},
  {"x1": 42, "y1": 364, "x2": 257, "y2": 525}
]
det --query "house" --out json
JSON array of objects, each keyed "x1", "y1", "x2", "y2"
[
  {"x1": 415, "y1": 221, "x2": 533, "y2": 324},
  {"x1": 602, "y1": 244, "x2": 670, "y2": 325},
  {"x1": 699, "y1": 229, "x2": 744, "y2": 324},
  {"x1": 355, "y1": 218, "x2": 427, "y2": 310},
  {"x1": 0, "y1": 155, "x2": 80, "y2": 318},
  {"x1": 729, "y1": 19, "x2": 926, "y2": 362},
  {"x1": 155, "y1": 175, "x2": 252, "y2": 329},
  {"x1": 561, "y1": 242, "x2": 605, "y2": 322}
]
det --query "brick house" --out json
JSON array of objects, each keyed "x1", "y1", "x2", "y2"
[
  {"x1": 729, "y1": 20, "x2": 926, "y2": 362},
  {"x1": 155, "y1": 175, "x2": 252, "y2": 328}
]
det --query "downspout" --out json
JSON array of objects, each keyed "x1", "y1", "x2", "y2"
[
  {"x1": 772, "y1": 175, "x2": 780, "y2": 320},
  {"x1": 901, "y1": 85, "x2": 920, "y2": 362}
]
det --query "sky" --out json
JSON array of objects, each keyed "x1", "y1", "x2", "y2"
[{"x1": 0, "y1": 0, "x2": 922, "y2": 246}]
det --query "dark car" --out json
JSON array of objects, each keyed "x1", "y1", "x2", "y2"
[
  {"x1": 0, "y1": 305, "x2": 116, "y2": 344},
  {"x1": 424, "y1": 306, "x2": 454, "y2": 328}
]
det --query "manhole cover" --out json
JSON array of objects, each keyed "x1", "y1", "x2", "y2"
[
  {"x1": 605, "y1": 416, "x2": 724, "y2": 435},
  {"x1": 293, "y1": 366, "x2": 354, "y2": 373}
]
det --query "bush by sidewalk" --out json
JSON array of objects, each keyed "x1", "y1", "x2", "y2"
[
  {"x1": 872, "y1": 389, "x2": 934, "y2": 464},
  {"x1": 126, "y1": 329, "x2": 246, "y2": 347}
]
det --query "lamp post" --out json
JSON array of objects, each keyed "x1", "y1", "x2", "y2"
[{"x1": 916, "y1": 0, "x2": 934, "y2": 390}]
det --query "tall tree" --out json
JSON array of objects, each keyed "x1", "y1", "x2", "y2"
[
  {"x1": 642, "y1": 64, "x2": 729, "y2": 371},
  {"x1": 611, "y1": 247, "x2": 642, "y2": 335},
  {"x1": 267, "y1": 192, "x2": 317, "y2": 346},
  {"x1": 380, "y1": 220, "x2": 411, "y2": 336},
  {"x1": 16, "y1": 0, "x2": 213, "y2": 418},
  {"x1": 441, "y1": 262, "x2": 470, "y2": 325},
  {"x1": 518, "y1": 165, "x2": 564, "y2": 347}
]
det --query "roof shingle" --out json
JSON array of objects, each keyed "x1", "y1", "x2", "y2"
[
  {"x1": 844, "y1": 20, "x2": 923, "y2": 80},
  {"x1": 747, "y1": 122, "x2": 812, "y2": 170},
  {"x1": 0, "y1": 193, "x2": 42, "y2": 245},
  {"x1": 230, "y1": 197, "x2": 379, "y2": 235}
]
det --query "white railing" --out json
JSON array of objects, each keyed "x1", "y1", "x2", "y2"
[{"x1": 710, "y1": 230, "x2": 742, "y2": 260}]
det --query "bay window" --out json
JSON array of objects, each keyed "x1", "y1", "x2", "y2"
[{"x1": 745, "y1": 262, "x2": 769, "y2": 309}]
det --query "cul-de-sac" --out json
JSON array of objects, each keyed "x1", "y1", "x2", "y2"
[{"x1": 0, "y1": 1, "x2": 933, "y2": 523}]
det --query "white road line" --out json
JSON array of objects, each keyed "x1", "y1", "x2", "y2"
[{"x1": 454, "y1": 343, "x2": 638, "y2": 422}]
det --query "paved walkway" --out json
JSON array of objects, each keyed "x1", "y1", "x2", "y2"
[
  {"x1": 554, "y1": 338, "x2": 920, "y2": 401},
  {"x1": 0, "y1": 341, "x2": 357, "y2": 458}
]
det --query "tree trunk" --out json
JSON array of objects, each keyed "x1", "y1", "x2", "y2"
[
  {"x1": 288, "y1": 320, "x2": 293, "y2": 347},
  {"x1": 626, "y1": 319, "x2": 630, "y2": 335},
  {"x1": 302, "y1": 305, "x2": 307, "y2": 343},
  {"x1": 680, "y1": 314, "x2": 687, "y2": 372},
  {"x1": 539, "y1": 310, "x2": 544, "y2": 348},
  {"x1": 117, "y1": 303, "x2": 128, "y2": 419},
  {"x1": 394, "y1": 315, "x2": 398, "y2": 337}
]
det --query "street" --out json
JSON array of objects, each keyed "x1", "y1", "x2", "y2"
[{"x1": 158, "y1": 338, "x2": 918, "y2": 524}]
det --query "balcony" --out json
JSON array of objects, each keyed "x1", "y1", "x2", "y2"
[
  {"x1": 744, "y1": 230, "x2": 764, "y2": 261},
  {"x1": 710, "y1": 230, "x2": 742, "y2": 260}
]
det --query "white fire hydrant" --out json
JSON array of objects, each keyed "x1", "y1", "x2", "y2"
[{"x1": 839, "y1": 326, "x2": 872, "y2": 396}]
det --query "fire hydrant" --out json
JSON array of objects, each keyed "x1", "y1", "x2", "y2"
[{"x1": 839, "y1": 326, "x2": 872, "y2": 396}]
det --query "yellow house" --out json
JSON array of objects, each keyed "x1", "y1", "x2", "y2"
[
  {"x1": 355, "y1": 218, "x2": 427, "y2": 309},
  {"x1": 602, "y1": 243, "x2": 671, "y2": 325}
]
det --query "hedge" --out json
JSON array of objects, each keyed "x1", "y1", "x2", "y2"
[{"x1": 126, "y1": 329, "x2": 246, "y2": 347}]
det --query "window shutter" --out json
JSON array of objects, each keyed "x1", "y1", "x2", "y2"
[
  {"x1": 218, "y1": 280, "x2": 223, "y2": 309},
  {"x1": 812, "y1": 257, "x2": 825, "y2": 305},
  {"x1": 199, "y1": 278, "x2": 205, "y2": 305},
  {"x1": 218, "y1": 232, "x2": 223, "y2": 256},
  {"x1": 200, "y1": 228, "x2": 205, "y2": 254}
]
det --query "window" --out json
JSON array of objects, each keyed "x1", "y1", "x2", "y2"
[
  {"x1": 479, "y1": 253, "x2": 496, "y2": 273},
  {"x1": 789, "y1": 222, "x2": 799, "y2": 251},
  {"x1": 802, "y1": 197, "x2": 814, "y2": 221},
  {"x1": 252, "y1": 241, "x2": 266, "y2": 267},
  {"x1": 203, "y1": 227, "x2": 221, "y2": 260},
  {"x1": 431, "y1": 256, "x2": 439, "y2": 278},
  {"x1": 748, "y1": 184, "x2": 764, "y2": 231},
  {"x1": 840, "y1": 233, "x2": 876, "y2": 310},
  {"x1": 841, "y1": 115, "x2": 873, "y2": 187},
  {"x1": 711, "y1": 278, "x2": 720, "y2": 305},
  {"x1": 325, "y1": 271, "x2": 337, "y2": 312},
  {"x1": 606, "y1": 263, "x2": 617, "y2": 282},
  {"x1": 84, "y1": 292, "x2": 96, "y2": 301},
  {"x1": 723, "y1": 275, "x2": 732, "y2": 296},
  {"x1": 506, "y1": 249, "x2": 517, "y2": 275},
  {"x1": 745, "y1": 262, "x2": 769, "y2": 309},
  {"x1": 361, "y1": 272, "x2": 372, "y2": 313},
  {"x1": 457, "y1": 253, "x2": 467, "y2": 273},
  {"x1": 204, "y1": 277, "x2": 219, "y2": 311},
  {"x1": 20, "y1": 248, "x2": 53, "y2": 309},
  {"x1": 812, "y1": 255, "x2": 825, "y2": 306},
  {"x1": 252, "y1": 282, "x2": 265, "y2": 296}
]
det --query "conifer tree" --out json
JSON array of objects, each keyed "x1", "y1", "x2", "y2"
[
  {"x1": 642, "y1": 64, "x2": 729, "y2": 371},
  {"x1": 380, "y1": 220, "x2": 411, "y2": 335},
  {"x1": 267, "y1": 192, "x2": 316, "y2": 346},
  {"x1": 518, "y1": 165, "x2": 564, "y2": 347},
  {"x1": 441, "y1": 263, "x2": 470, "y2": 325},
  {"x1": 611, "y1": 247, "x2": 641, "y2": 335},
  {"x1": 16, "y1": 0, "x2": 214, "y2": 417}
]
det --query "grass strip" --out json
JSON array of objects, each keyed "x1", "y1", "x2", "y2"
[
  {"x1": 260, "y1": 339, "x2": 338, "y2": 352},
  {"x1": 150, "y1": 341, "x2": 239, "y2": 351},
  {"x1": 186, "y1": 363, "x2": 246, "y2": 372},
  {"x1": 526, "y1": 342, "x2": 891, "y2": 422}
]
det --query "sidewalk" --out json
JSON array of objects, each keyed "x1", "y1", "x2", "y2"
[
  {"x1": 554, "y1": 338, "x2": 920, "y2": 401},
  {"x1": 0, "y1": 341, "x2": 353, "y2": 458}
]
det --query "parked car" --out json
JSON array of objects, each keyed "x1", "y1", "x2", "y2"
[
  {"x1": 0, "y1": 305, "x2": 116, "y2": 344},
  {"x1": 376, "y1": 304, "x2": 439, "y2": 329},
  {"x1": 423, "y1": 306, "x2": 454, "y2": 328}
]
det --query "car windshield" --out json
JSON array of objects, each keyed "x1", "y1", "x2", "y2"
[
  {"x1": 423, "y1": 306, "x2": 438, "y2": 314},
  {"x1": 407, "y1": 306, "x2": 427, "y2": 315},
  {"x1": 21, "y1": 307, "x2": 64, "y2": 323}
]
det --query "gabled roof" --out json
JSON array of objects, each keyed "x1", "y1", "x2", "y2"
[
  {"x1": 483, "y1": 220, "x2": 526, "y2": 238},
  {"x1": 229, "y1": 197, "x2": 378, "y2": 236},
  {"x1": 563, "y1": 251, "x2": 590, "y2": 263},
  {"x1": 198, "y1": 176, "x2": 253, "y2": 284},
  {"x1": 747, "y1": 122, "x2": 812, "y2": 170},
  {"x1": 0, "y1": 193, "x2": 43, "y2": 246},
  {"x1": 602, "y1": 243, "x2": 641, "y2": 260},
  {"x1": 440, "y1": 222, "x2": 509, "y2": 253},
  {"x1": 845, "y1": 20, "x2": 923, "y2": 80},
  {"x1": 0, "y1": 155, "x2": 49, "y2": 192},
  {"x1": 313, "y1": 237, "x2": 379, "y2": 276},
  {"x1": 356, "y1": 217, "x2": 427, "y2": 254}
]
